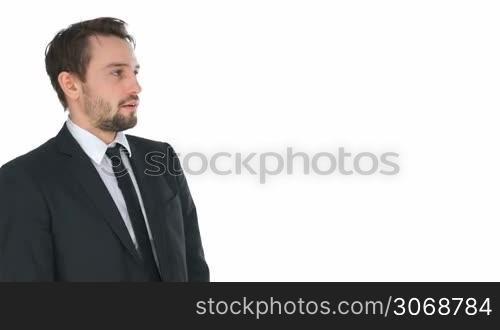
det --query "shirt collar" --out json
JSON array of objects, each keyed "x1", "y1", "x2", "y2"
[{"x1": 65, "y1": 116, "x2": 132, "y2": 164}]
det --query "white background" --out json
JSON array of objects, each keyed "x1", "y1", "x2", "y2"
[{"x1": 1, "y1": 0, "x2": 499, "y2": 281}]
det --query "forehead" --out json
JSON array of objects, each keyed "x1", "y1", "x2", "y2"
[{"x1": 86, "y1": 35, "x2": 138, "y2": 69}]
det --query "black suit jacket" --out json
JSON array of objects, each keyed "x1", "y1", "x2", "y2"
[{"x1": 0, "y1": 124, "x2": 209, "y2": 281}]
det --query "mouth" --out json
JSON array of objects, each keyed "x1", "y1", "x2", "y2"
[{"x1": 120, "y1": 103, "x2": 138, "y2": 110}]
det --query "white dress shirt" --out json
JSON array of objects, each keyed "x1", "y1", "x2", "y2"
[{"x1": 66, "y1": 117, "x2": 159, "y2": 267}]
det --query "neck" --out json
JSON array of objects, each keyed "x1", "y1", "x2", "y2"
[{"x1": 69, "y1": 113, "x2": 117, "y2": 145}]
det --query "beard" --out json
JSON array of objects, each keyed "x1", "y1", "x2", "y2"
[{"x1": 82, "y1": 85, "x2": 137, "y2": 132}]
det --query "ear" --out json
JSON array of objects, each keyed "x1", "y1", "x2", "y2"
[{"x1": 57, "y1": 72, "x2": 82, "y2": 103}]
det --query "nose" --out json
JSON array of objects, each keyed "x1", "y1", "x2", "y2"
[{"x1": 128, "y1": 75, "x2": 142, "y2": 95}]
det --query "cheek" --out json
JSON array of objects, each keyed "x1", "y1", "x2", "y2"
[
  {"x1": 101, "y1": 92, "x2": 120, "y2": 111},
  {"x1": 109, "y1": 90, "x2": 124, "y2": 108},
  {"x1": 86, "y1": 79, "x2": 121, "y2": 110}
]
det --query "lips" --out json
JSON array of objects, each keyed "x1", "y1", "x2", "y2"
[{"x1": 121, "y1": 103, "x2": 138, "y2": 107}]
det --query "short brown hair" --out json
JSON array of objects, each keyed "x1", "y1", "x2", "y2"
[{"x1": 44, "y1": 17, "x2": 136, "y2": 110}]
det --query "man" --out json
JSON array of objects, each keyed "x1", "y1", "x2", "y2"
[{"x1": 0, "y1": 17, "x2": 209, "y2": 281}]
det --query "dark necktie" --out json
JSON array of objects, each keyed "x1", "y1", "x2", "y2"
[{"x1": 105, "y1": 144, "x2": 161, "y2": 281}]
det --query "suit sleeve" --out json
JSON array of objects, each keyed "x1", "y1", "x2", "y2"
[
  {"x1": 0, "y1": 164, "x2": 55, "y2": 281},
  {"x1": 164, "y1": 143, "x2": 210, "y2": 282}
]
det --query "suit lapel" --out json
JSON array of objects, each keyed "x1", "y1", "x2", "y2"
[
  {"x1": 55, "y1": 124, "x2": 142, "y2": 264},
  {"x1": 127, "y1": 138, "x2": 176, "y2": 280}
]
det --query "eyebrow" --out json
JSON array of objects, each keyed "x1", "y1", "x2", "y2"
[{"x1": 103, "y1": 63, "x2": 140, "y2": 70}]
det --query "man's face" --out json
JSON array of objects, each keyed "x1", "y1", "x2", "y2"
[{"x1": 79, "y1": 35, "x2": 141, "y2": 132}]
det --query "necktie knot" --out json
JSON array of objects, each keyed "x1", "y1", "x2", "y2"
[{"x1": 106, "y1": 144, "x2": 124, "y2": 167}]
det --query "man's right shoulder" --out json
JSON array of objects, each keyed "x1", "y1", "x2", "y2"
[{"x1": 0, "y1": 137, "x2": 58, "y2": 178}]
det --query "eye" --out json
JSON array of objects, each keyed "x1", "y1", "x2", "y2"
[{"x1": 111, "y1": 69, "x2": 123, "y2": 77}]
